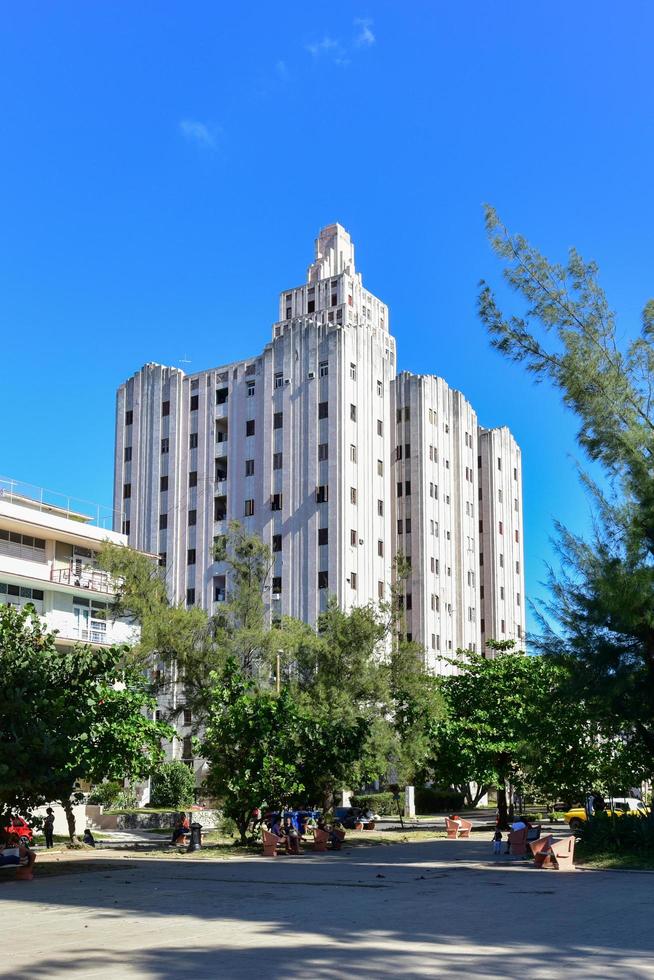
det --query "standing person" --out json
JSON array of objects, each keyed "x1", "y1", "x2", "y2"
[
  {"x1": 43, "y1": 808, "x2": 55, "y2": 849},
  {"x1": 492, "y1": 829, "x2": 502, "y2": 855}
]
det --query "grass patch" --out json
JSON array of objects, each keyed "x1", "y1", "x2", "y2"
[{"x1": 575, "y1": 844, "x2": 654, "y2": 871}]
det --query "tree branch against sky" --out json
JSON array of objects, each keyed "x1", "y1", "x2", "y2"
[{"x1": 478, "y1": 209, "x2": 654, "y2": 759}]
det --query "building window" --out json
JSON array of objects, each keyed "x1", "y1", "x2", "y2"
[
  {"x1": 515, "y1": 529, "x2": 520, "y2": 543},
  {"x1": 183, "y1": 708, "x2": 192, "y2": 726},
  {"x1": 125, "y1": 409, "x2": 133, "y2": 426},
  {"x1": 245, "y1": 459, "x2": 254, "y2": 476},
  {"x1": 350, "y1": 404, "x2": 357, "y2": 422},
  {"x1": 246, "y1": 419, "x2": 255, "y2": 436},
  {"x1": 516, "y1": 560, "x2": 520, "y2": 574},
  {"x1": 514, "y1": 467, "x2": 518, "y2": 480},
  {"x1": 189, "y1": 471, "x2": 197, "y2": 488},
  {"x1": 190, "y1": 394, "x2": 199, "y2": 412},
  {"x1": 499, "y1": 521, "x2": 503, "y2": 535},
  {"x1": 350, "y1": 572, "x2": 357, "y2": 590},
  {"x1": 272, "y1": 577, "x2": 282, "y2": 595},
  {"x1": 517, "y1": 624, "x2": 522, "y2": 639},
  {"x1": 499, "y1": 553, "x2": 504, "y2": 568},
  {"x1": 350, "y1": 444, "x2": 357, "y2": 463},
  {"x1": 377, "y1": 419, "x2": 383, "y2": 436},
  {"x1": 215, "y1": 459, "x2": 227, "y2": 481},
  {"x1": 481, "y1": 618, "x2": 485, "y2": 634},
  {"x1": 501, "y1": 619, "x2": 506, "y2": 633},
  {"x1": 316, "y1": 485, "x2": 328, "y2": 503},
  {"x1": 397, "y1": 482, "x2": 403, "y2": 498},
  {"x1": 307, "y1": 298, "x2": 315, "y2": 313},
  {"x1": 377, "y1": 459, "x2": 383, "y2": 475},
  {"x1": 318, "y1": 571, "x2": 329, "y2": 589},
  {"x1": 189, "y1": 433, "x2": 198, "y2": 449},
  {"x1": 397, "y1": 519, "x2": 403, "y2": 535},
  {"x1": 186, "y1": 588, "x2": 195, "y2": 607},
  {"x1": 271, "y1": 493, "x2": 282, "y2": 511},
  {"x1": 123, "y1": 483, "x2": 131, "y2": 498},
  {"x1": 516, "y1": 593, "x2": 521, "y2": 606},
  {"x1": 350, "y1": 363, "x2": 357, "y2": 380},
  {"x1": 316, "y1": 360, "x2": 328, "y2": 379},
  {"x1": 350, "y1": 487, "x2": 357, "y2": 505},
  {"x1": 273, "y1": 411, "x2": 283, "y2": 429},
  {"x1": 406, "y1": 593, "x2": 412, "y2": 610},
  {"x1": 405, "y1": 481, "x2": 411, "y2": 495},
  {"x1": 377, "y1": 379, "x2": 383, "y2": 396},
  {"x1": 216, "y1": 387, "x2": 228, "y2": 404},
  {"x1": 405, "y1": 518, "x2": 412, "y2": 533},
  {"x1": 122, "y1": 520, "x2": 130, "y2": 535},
  {"x1": 188, "y1": 510, "x2": 197, "y2": 526},
  {"x1": 274, "y1": 372, "x2": 284, "y2": 389},
  {"x1": 404, "y1": 444, "x2": 411, "y2": 459},
  {"x1": 124, "y1": 446, "x2": 132, "y2": 462},
  {"x1": 247, "y1": 380, "x2": 255, "y2": 397},
  {"x1": 244, "y1": 499, "x2": 255, "y2": 517},
  {"x1": 272, "y1": 534, "x2": 282, "y2": 552},
  {"x1": 498, "y1": 457, "x2": 502, "y2": 470},
  {"x1": 273, "y1": 452, "x2": 283, "y2": 470},
  {"x1": 318, "y1": 401, "x2": 328, "y2": 419},
  {"x1": 318, "y1": 527, "x2": 328, "y2": 546},
  {"x1": 350, "y1": 529, "x2": 357, "y2": 546},
  {"x1": 159, "y1": 514, "x2": 168, "y2": 530},
  {"x1": 187, "y1": 549, "x2": 196, "y2": 565},
  {"x1": 161, "y1": 438, "x2": 169, "y2": 454},
  {"x1": 479, "y1": 552, "x2": 484, "y2": 566},
  {"x1": 377, "y1": 499, "x2": 384, "y2": 516},
  {"x1": 318, "y1": 442, "x2": 329, "y2": 461},
  {"x1": 159, "y1": 552, "x2": 166, "y2": 567},
  {"x1": 377, "y1": 539, "x2": 384, "y2": 557}
]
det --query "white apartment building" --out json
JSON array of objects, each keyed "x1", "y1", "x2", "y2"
[
  {"x1": 115, "y1": 224, "x2": 396, "y2": 626},
  {"x1": 478, "y1": 427, "x2": 526, "y2": 648},
  {"x1": 391, "y1": 372, "x2": 481, "y2": 672},
  {"x1": 114, "y1": 223, "x2": 525, "y2": 679},
  {"x1": 0, "y1": 477, "x2": 138, "y2": 648}
]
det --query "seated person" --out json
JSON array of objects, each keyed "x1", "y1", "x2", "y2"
[
  {"x1": 171, "y1": 813, "x2": 190, "y2": 844},
  {"x1": 83, "y1": 828, "x2": 96, "y2": 847},
  {"x1": 270, "y1": 815, "x2": 283, "y2": 838},
  {"x1": 0, "y1": 832, "x2": 36, "y2": 876},
  {"x1": 283, "y1": 816, "x2": 300, "y2": 854}
]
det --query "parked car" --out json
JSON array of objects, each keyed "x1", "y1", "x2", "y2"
[
  {"x1": 2, "y1": 816, "x2": 33, "y2": 846},
  {"x1": 564, "y1": 798, "x2": 648, "y2": 831}
]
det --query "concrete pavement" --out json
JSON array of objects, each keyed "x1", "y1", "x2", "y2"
[{"x1": 2, "y1": 837, "x2": 653, "y2": 978}]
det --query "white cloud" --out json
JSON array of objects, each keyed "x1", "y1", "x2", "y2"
[
  {"x1": 276, "y1": 59, "x2": 289, "y2": 79},
  {"x1": 179, "y1": 119, "x2": 219, "y2": 149},
  {"x1": 354, "y1": 18, "x2": 375, "y2": 47},
  {"x1": 306, "y1": 36, "x2": 340, "y2": 58}
]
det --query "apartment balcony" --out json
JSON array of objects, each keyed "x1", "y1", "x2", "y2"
[{"x1": 51, "y1": 563, "x2": 113, "y2": 595}]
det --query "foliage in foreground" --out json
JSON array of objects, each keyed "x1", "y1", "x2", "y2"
[
  {"x1": 201, "y1": 658, "x2": 367, "y2": 842},
  {"x1": 0, "y1": 604, "x2": 172, "y2": 838},
  {"x1": 579, "y1": 811, "x2": 654, "y2": 854},
  {"x1": 479, "y1": 207, "x2": 654, "y2": 762}
]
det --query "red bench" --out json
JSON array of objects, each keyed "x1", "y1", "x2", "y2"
[{"x1": 445, "y1": 817, "x2": 472, "y2": 839}]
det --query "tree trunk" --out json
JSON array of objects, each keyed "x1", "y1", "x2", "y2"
[
  {"x1": 62, "y1": 799, "x2": 77, "y2": 842},
  {"x1": 496, "y1": 784, "x2": 510, "y2": 830}
]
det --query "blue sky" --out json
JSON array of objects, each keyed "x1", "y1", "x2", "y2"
[{"x1": 2, "y1": 2, "x2": 653, "y2": 633}]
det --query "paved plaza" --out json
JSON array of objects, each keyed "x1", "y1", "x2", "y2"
[{"x1": 2, "y1": 838, "x2": 654, "y2": 979}]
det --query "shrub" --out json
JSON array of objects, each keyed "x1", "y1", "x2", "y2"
[
  {"x1": 150, "y1": 761, "x2": 196, "y2": 808},
  {"x1": 580, "y1": 811, "x2": 654, "y2": 854},
  {"x1": 415, "y1": 787, "x2": 465, "y2": 814},
  {"x1": 350, "y1": 793, "x2": 398, "y2": 816},
  {"x1": 88, "y1": 781, "x2": 124, "y2": 807}
]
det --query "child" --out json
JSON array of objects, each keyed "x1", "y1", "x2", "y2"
[{"x1": 492, "y1": 828, "x2": 502, "y2": 854}]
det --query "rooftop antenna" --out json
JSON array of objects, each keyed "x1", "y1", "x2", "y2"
[{"x1": 179, "y1": 353, "x2": 192, "y2": 366}]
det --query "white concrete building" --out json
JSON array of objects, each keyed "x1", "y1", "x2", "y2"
[
  {"x1": 113, "y1": 223, "x2": 525, "y2": 683},
  {"x1": 391, "y1": 372, "x2": 481, "y2": 672},
  {"x1": 478, "y1": 427, "x2": 526, "y2": 649},
  {"x1": 0, "y1": 477, "x2": 138, "y2": 648},
  {"x1": 114, "y1": 224, "x2": 396, "y2": 626}
]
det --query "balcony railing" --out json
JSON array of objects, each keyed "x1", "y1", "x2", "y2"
[
  {"x1": 0, "y1": 476, "x2": 122, "y2": 530},
  {"x1": 51, "y1": 565, "x2": 113, "y2": 595}
]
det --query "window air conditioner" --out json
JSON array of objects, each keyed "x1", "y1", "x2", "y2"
[{"x1": 307, "y1": 371, "x2": 315, "y2": 380}]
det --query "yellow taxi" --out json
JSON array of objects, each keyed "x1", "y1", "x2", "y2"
[{"x1": 564, "y1": 797, "x2": 647, "y2": 830}]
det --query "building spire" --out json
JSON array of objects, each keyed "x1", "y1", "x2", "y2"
[{"x1": 307, "y1": 223, "x2": 356, "y2": 283}]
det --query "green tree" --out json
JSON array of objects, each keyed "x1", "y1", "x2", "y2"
[
  {"x1": 478, "y1": 208, "x2": 654, "y2": 760},
  {"x1": 201, "y1": 658, "x2": 365, "y2": 841},
  {"x1": 388, "y1": 639, "x2": 446, "y2": 785},
  {"x1": 0, "y1": 604, "x2": 172, "y2": 838},
  {"x1": 150, "y1": 760, "x2": 196, "y2": 808}
]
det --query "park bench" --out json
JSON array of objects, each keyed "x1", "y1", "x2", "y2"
[
  {"x1": 313, "y1": 827, "x2": 346, "y2": 851},
  {"x1": 530, "y1": 834, "x2": 575, "y2": 870},
  {"x1": 0, "y1": 846, "x2": 36, "y2": 881},
  {"x1": 262, "y1": 830, "x2": 286, "y2": 857},
  {"x1": 508, "y1": 827, "x2": 528, "y2": 855},
  {"x1": 445, "y1": 817, "x2": 472, "y2": 839}
]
